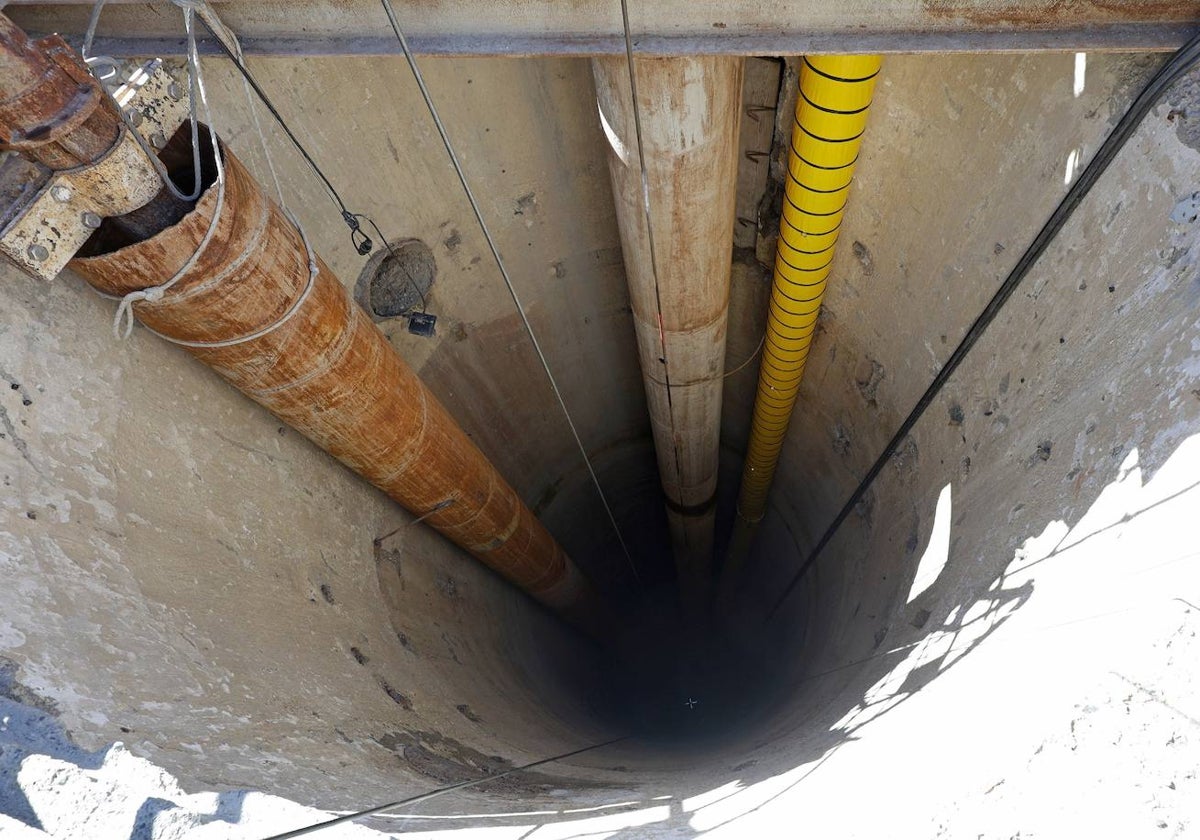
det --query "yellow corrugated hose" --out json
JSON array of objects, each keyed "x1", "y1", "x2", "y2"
[{"x1": 725, "y1": 54, "x2": 882, "y2": 582}]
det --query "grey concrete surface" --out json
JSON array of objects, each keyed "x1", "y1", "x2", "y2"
[
  {"x1": 2, "y1": 47, "x2": 1199, "y2": 838},
  {"x1": 7, "y1": 0, "x2": 1200, "y2": 55}
]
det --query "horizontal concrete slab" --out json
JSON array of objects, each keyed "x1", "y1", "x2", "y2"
[{"x1": 5, "y1": 0, "x2": 1198, "y2": 55}]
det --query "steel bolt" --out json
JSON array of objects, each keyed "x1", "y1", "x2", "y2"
[
  {"x1": 81, "y1": 211, "x2": 103, "y2": 230},
  {"x1": 127, "y1": 108, "x2": 143, "y2": 127},
  {"x1": 167, "y1": 82, "x2": 182, "y2": 101},
  {"x1": 150, "y1": 132, "x2": 167, "y2": 150},
  {"x1": 26, "y1": 244, "x2": 49, "y2": 263},
  {"x1": 50, "y1": 185, "x2": 72, "y2": 203}
]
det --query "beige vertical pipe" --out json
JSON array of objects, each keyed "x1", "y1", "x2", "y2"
[{"x1": 592, "y1": 57, "x2": 742, "y2": 614}]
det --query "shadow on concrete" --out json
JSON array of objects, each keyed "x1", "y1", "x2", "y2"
[
  {"x1": 0, "y1": 664, "x2": 249, "y2": 838},
  {"x1": 0, "y1": 660, "x2": 106, "y2": 832},
  {"x1": 358, "y1": 426, "x2": 1198, "y2": 838}
]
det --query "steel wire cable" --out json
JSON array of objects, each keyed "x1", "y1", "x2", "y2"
[
  {"x1": 614, "y1": 0, "x2": 690, "y2": 538},
  {"x1": 376, "y1": 0, "x2": 645, "y2": 588},
  {"x1": 261, "y1": 735, "x2": 630, "y2": 839},
  {"x1": 191, "y1": 13, "x2": 426, "y2": 310}
]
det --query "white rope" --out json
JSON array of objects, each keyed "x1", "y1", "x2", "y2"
[
  {"x1": 106, "y1": 0, "x2": 316, "y2": 347},
  {"x1": 136, "y1": 0, "x2": 318, "y2": 349},
  {"x1": 142, "y1": 208, "x2": 318, "y2": 348},
  {"x1": 194, "y1": 1, "x2": 287, "y2": 207},
  {"x1": 246, "y1": 74, "x2": 286, "y2": 209},
  {"x1": 113, "y1": 2, "x2": 224, "y2": 338}
]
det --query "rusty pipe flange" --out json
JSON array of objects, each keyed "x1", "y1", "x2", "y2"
[{"x1": 0, "y1": 34, "x2": 122, "y2": 170}]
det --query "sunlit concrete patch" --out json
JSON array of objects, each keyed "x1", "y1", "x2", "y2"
[
  {"x1": 387, "y1": 803, "x2": 672, "y2": 840},
  {"x1": 907, "y1": 483, "x2": 952, "y2": 603},
  {"x1": 685, "y1": 755, "x2": 837, "y2": 835},
  {"x1": 689, "y1": 433, "x2": 1200, "y2": 838}
]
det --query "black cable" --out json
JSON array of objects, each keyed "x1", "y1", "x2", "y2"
[
  {"x1": 767, "y1": 31, "x2": 1200, "y2": 622},
  {"x1": 195, "y1": 15, "x2": 429, "y2": 314},
  {"x1": 195, "y1": 15, "x2": 348, "y2": 215},
  {"x1": 358, "y1": 214, "x2": 428, "y2": 313},
  {"x1": 261, "y1": 735, "x2": 630, "y2": 839}
]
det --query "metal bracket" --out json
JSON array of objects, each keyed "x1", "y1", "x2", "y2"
[
  {"x1": 110, "y1": 58, "x2": 189, "y2": 154},
  {"x1": 0, "y1": 58, "x2": 189, "y2": 280}
]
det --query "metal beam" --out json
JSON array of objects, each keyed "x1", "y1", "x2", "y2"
[{"x1": 4, "y1": 1, "x2": 1198, "y2": 56}]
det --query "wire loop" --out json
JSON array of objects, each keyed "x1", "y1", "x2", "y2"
[
  {"x1": 111, "y1": 2, "x2": 225, "y2": 339},
  {"x1": 342, "y1": 210, "x2": 373, "y2": 255}
]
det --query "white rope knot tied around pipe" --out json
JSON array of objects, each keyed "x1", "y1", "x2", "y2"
[
  {"x1": 112, "y1": 287, "x2": 162, "y2": 339},
  {"x1": 106, "y1": 0, "x2": 224, "y2": 339},
  {"x1": 100, "y1": 0, "x2": 316, "y2": 345},
  {"x1": 140, "y1": 209, "x2": 320, "y2": 349}
]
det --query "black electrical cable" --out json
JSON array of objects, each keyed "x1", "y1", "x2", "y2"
[
  {"x1": 767, "y1": 31, "x2": 1200, "y2": 622},
  {"x1": 194, "y1": 15, "x2": 427, "y2": 314},
  {"x1": 261, "y1": 735, "x2": 630, "y2": 839},
  {"x1": 194, "y1": 16, "x2": 347, "y2": 215},
  {"x1": 357, "y1": 214, "x2": 428, "y2": 313}
]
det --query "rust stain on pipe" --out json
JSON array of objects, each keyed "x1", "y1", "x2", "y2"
[
  {"x1": 70, "y1": 142, "x2": 604, "y2": 634},
  {"x1": 0, "y1": 11, "x2": 181, "y2": 245}
]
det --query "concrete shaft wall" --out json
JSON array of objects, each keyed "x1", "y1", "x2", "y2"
[{"x1": 2, "y1": 49, "x2": 1199, "y2": 836}]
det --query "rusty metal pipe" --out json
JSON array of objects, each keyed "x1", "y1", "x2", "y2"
[
  {"x1": 3, "y1": 11, "x2": 603, "y2": 632},
  {"x1": 68, "y1": 138, "x2": 606, "y2": 635},
  {"x1": 0, "y1": 14, "x2": 47, "y2": 90}
]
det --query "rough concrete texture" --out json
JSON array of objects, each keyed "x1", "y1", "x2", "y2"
[{"x1": 2, "y1": 48, "x2": 1199, "y2": 838}]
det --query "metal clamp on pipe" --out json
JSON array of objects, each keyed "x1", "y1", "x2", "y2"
[{"x1": 0, "y1": 46, "x2": 189, "y2": 279}]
